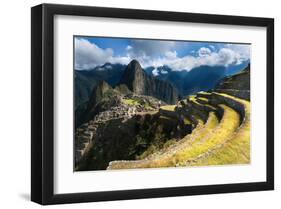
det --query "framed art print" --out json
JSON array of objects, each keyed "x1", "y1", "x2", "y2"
[{"x1": 31, "y1": 3, "x2": 274, "y2": 205}]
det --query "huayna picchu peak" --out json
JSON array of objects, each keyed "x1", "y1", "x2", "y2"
[{"x1": 118, "y1": 59, "x2": 179, "y2": 104}]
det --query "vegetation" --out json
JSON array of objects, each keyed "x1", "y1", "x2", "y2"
[
  {"x1": 75, "y1": 59, "x2": 251, "y2": 171},
  {"x1": 184, "y1": 117, "x2": 191, "y2": 125},
  {"x1": 103, "y1": 89, "x2": 117, "y2": 98},
  {"x1": 108, "y1": 111, "x2": 215, "y2": 169},
  {"x1": 191, "y1": 93, "x2": 250, "y2": 165},
  {"x1": 198, "y1": 91, "x2": 211, "y2": 95},
  {"x1": 197, "y1": 97, "x2": 208, "y2": 102},
  {"x1": 188, "y1": 95, "x2": 196, "y2": 101},
  {"x1": 160, "y1": 105, "x2": 176, "y2": 111},
  {"x1": 176, "y1": 105, "x2": 240, "y2": 166},
  {"x1": 122, "y1": 98, "x2": 140, "y2": 106},
  {"x1": 108, "y1": 93, "x2": 250, "y2": 170}
]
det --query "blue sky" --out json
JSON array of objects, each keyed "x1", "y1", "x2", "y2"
[{"x1": 74, "y1": 36, "x2": 250, "y2": 71}]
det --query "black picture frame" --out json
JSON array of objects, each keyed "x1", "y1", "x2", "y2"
[{"x1": 31, "y1": 3, "x2": 274, "y2": 205}]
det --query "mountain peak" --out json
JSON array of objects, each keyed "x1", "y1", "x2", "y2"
[
  {"x1": 126, "y1": 59, "x2": 142, "y2": 73},
  {"x1": 97, "y1": 79, "x2": 111, "y2": 92},
  {"x1": 128, "y1": 59, "x2": 141, "y2": 67},
  {"x1": 119, "y1": 60, "x2": 145, "y2": 93},
  {"x1": 118, "y1": 60, "x2": 178, "y2": 104},
  {"x1": 87, "y1": 80, "x2": 112, "y2": 109}
]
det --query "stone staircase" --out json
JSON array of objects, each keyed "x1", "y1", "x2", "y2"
[
  {"x1": 75, "y1": 121, "x2": 97, "y2": 164},
  {"x1": 75, "y1": 104, "x2": 132, "y2": 165}
]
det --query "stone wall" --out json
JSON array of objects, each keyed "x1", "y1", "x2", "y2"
[
  {"x1": 216, "y1": 89, "x2": 250, "y2": 100},
  {"x1": 208, "y1": 93, "x2": 245, "y2": 124}
]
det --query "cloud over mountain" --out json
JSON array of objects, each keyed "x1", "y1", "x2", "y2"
[
  {"x1": 75, "y1": 39, "x2": 130, "y2": 70},
  {"x1": 75, "y1": 38, "x2": 250, "y2": 71}
]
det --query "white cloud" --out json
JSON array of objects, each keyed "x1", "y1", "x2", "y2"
[
  {"x1": 140, "y1": 44, "x2": 250, "y2": 71},
  {"x1": 75, "y1": 38, "x2": 250, "y2": 72},
  {"x1": 105, "y1": 65, "x2": 112, "y2": 69},
  {"x1": 75, "y1": 38, "x2": 130, "y2": 70},
  {"x1": 108, "y1": 56, "x2": 131, "y2": 65},
  {"x1": 126, "y1": 45, "x2": 132, "y2": 50},
  {"x1": 198, "y1": 47, "x2": 212, "y2": 57},
  {"x1": 165, "y1": 51, "x2": 177, "y2": 59},
  {"x1": 75, "y1": 38, "x2": 113, "y2": 70},
  {"x1": 96, "y1": 65, "x2": 113, "y2": 71},
  {"x1": 152, "y1": 68, "x2": 159, "y2": 76},
  {"x1": 225, "y1": 44, "x2": 250, "y2": 64}
]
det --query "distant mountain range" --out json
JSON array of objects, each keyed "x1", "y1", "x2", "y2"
[
  {"x1": 75, "y1": 63, "x2": 125, "y2": 107},
  {"x1": 76, "y1": 60, "x2": 179, "y2": 127},
  {"x1": 75, "y1": 60, "x2": 249, "y2": 108},
  {"x1": 145, "y1": 65, "x2": 226, "y2": 95}
]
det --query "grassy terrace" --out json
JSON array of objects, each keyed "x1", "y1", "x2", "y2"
[
  {"x1": 188, "y1": 95, "x2": 196, "y2": 102},
  {"x1": 197, "y1": 97, "x2": 208, "y2": 102},
  {"x1": 190, "y1": 97, "x2": 216, "y2": 111},
  {"x1": 188, "y1": 96, "x2": 216, "y2": 111},
  {"x1": 190, "y1": 93, "x2": 250, "y2": 165},
  {"x1": 160, "y1": 105, "x2": 177, "y2": 111},
  {"x1": 107, "y1": 92, "x2": 250, "y2": 170},
  {"x1": 122, "y1": 98, "x2": 140, "y2": 106},
  {"x1": 196, "y1": 97, "x2": 209, "y2": 104},
  {"x1": 179, "y1": 104, "x2": 240, "y2": 166},
  {"x1": 108, "y1": 111, "x2": 219, "y2": 169}
]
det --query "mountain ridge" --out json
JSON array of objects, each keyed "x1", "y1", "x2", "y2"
[
  {"x1": 118, "y1": 59, "x2": 179, "y2": 104},
  {"x1": 75, "y1": 61, "x2": 249, "y2": 109}
]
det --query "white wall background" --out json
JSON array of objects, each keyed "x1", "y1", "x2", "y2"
[{"x1": 0, "y1": 0, "x2": 279, "y2": 208}]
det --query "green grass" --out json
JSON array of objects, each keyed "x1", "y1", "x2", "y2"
[
  {"x1": 198, "y1": 91, "x2": 211, "y2": 95},
  {"x1": 144, "y1": 103, "x2": 153, "y2": 110},
  {"x1": 184, "y1": 117, "x2": 191, "y2": 125},
  {"x1": 191, "y1": 93, "x2": 250, "y2": 165},
  {"x1": 107, "y1": 93, "x2": 250, "y2": 170},
  {"x1": 197, "y1": 97, "x2": 208, "y2": 102},
  {"x1": 122, "y1": 98, "x2": 154, "y2": 110},
  {"x1": 174, "y1": 105, "x2": 240, "y2": 165},
  {"x1": 122, "y1": 98, "x2": 140, "y2": 106},
  {"x1": 108, "y1": 111, "x2": 219, "y2": 169},
  {"x1": 160, "y1": 105, "x2": 176, "y2": 111},
  {"x1": 159, "y1": 115, "x2": 171, "y2": 120},
  {"x1": 188, "y1": 95, "x2": 204, "y2": 106},
  {"x1": 188, "y1": 95, "x2": 196, "y2": 101}
]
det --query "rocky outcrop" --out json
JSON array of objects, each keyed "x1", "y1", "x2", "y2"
[
  {"x1": 87, "y1": 80, "x2": 113, "y2": 112},
  {"x1": 76, "y1": 60, "x2": 179, "y2": 128},
  {"x1": 75, "y1": 102, "x2": 136, "y2": 167},
  {"x1": 215, "y1": 64, "x2": 250, "y2": 100},
  {"x1": 75, "y1": 90, "x2": 192, "y2": 170},
  {"x1": 114, "y1": 84, "x2": 132, "y2": 95},
  {"x1": 118, "y1": 60, "x2": 179, "y2": 104},
  {"x1": 76, "y1": 81, "x2": 122, "y2": 127},
  {"x1": 75, "y1": 102, "x2": 191, "y2": 171}
]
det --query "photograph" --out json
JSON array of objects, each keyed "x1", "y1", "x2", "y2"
[
  {"x1": 30, "y1": 3, "x2": 274, "y2": 204},
  {"x1": 74, "y1": 36, "x2": 251, "y2": 171}
]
